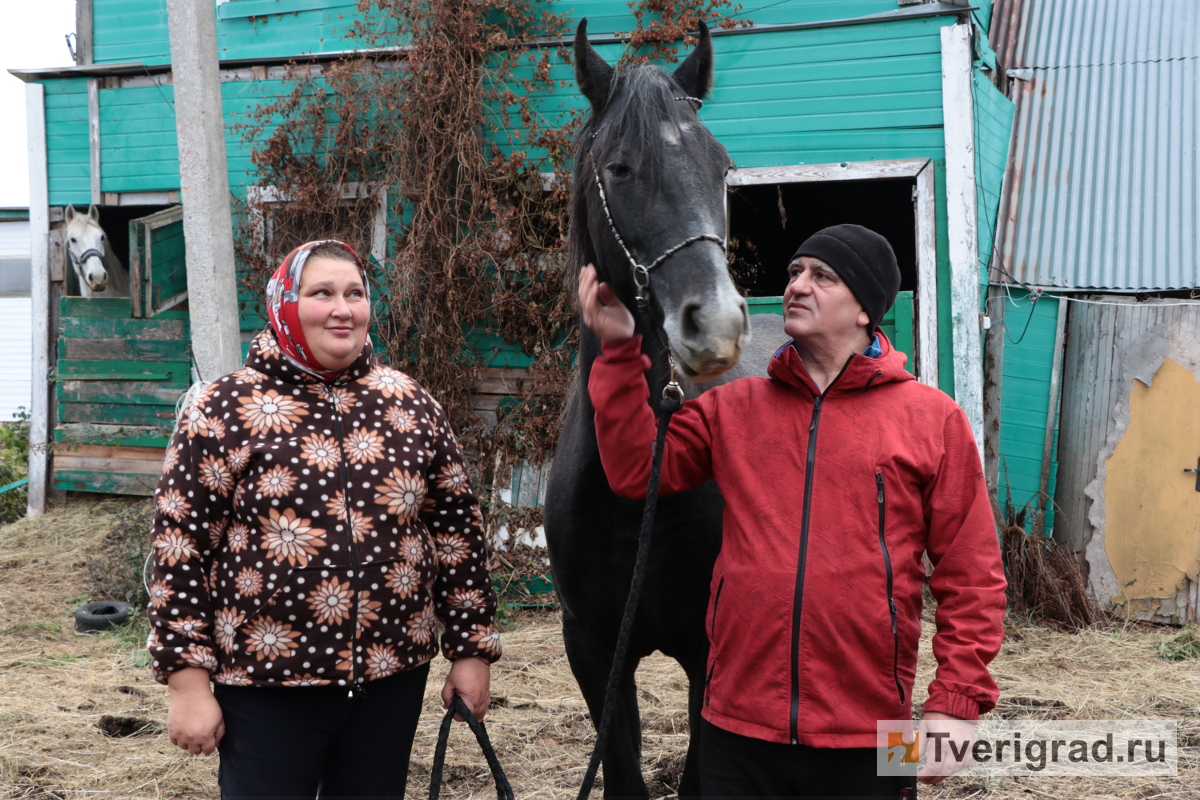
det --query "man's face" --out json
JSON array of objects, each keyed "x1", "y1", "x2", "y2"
[{"x1": 783, "y1": 256, "x2": 871, "y2": 345}]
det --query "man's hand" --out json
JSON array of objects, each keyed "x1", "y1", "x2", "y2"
[
  {"x1": 442, "y1": 656, "x2": 491, "y2": 722},
  {"x1": 917, "y1": 711, "x2": 976, "y2": 785},
  {"x1": 166, "y1": 667, "x2": 224, "y2": 755},
  {"x1": 579, "y1": 264, "x2": 635, "y2": 343}
]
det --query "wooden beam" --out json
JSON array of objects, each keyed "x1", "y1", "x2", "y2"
[
  {"x1": 75, "y1": 0, "x2": 93, "y2": 65},
  {"x1": 1034, "y1": 297, "x2": 1068, "y2": 537},
  {"x1": 26, "y1": 84, "x2": 50, "y2": 517},
  {"x1": 88, "y1": 79, "x2": 101, "y2": 203},
  {"x1": 914, "y1": 163, "x2": 939, "y2": 388},
  {"x1": 167, "y1": 0, "x2": 242, "y2": 381},
  {"x1": 941, "y1": 21, "x2": 984, "y2": 456},
  {"x1": 982, "y1": 284, "x2": 1006, "y2": 497},
  {"x1": 727, "y1": 159, "x2": 930, "y2": 186}
]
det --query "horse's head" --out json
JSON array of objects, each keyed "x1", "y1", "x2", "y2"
[
  {"x1": 573, "y1": 20, "x2": 749, "y2": 381},
  {"x1": 65, "y1": 204, "x2": 111, "y2": 292}
]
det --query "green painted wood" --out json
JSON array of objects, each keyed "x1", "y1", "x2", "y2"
[
  {"x1": 59, "y1": 297, "x2": 186, "y2": 319},
  {"x1": 53, "y1": 470, "x2": 159, "y2": 496},
  {"x1": 57, "y1": 380, "x2": 188, "y2": 406},
  {"x1": 59, "y1": 401, "x2": 181, "y2": 427},
  {"x1": 55, "y1": 423, "x2": 174, "y2": 448},
  {"x1": 57, "y1": 338, "x2": 190, "y2": 362},
  {"x1": 43, "y1": 78, "x2": 91, "y2": 206},
  {"x1": 56, "y1": 360, "x2": 191, "y2": 382},
  {"x1": 60, "y1": 317, "x2": 188, "y2": 340}
]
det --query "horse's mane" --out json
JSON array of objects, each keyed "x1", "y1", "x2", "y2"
[{"x1": 567, "y1": 65, "x2": 724, "y2": 284}]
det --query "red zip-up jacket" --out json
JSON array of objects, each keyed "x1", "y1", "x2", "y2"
[{"x1": 590, "y1": 332, "x2": 1005, "y2": 747}]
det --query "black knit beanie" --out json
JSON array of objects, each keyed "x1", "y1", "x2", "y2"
[{"x1": 791, "y1": 224, "x2": 901, "y2": 331}]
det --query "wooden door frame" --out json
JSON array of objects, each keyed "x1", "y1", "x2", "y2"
[{"x1": 726, "y1": 159, "x2": 939, "y2": 387}]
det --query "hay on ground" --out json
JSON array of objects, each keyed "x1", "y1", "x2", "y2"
[{"x1": 0, "y1": 499, "x2": 1197, "y2": 799}]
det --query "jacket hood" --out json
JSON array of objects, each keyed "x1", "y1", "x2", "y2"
[
  {"x1": 767, "y1": 329, "x2": 915, "y2": 396},
  {"x1": 245, "y1": 327, "x2": 375, "y2": 387}
]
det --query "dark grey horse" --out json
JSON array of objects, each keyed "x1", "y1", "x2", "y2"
[{"x1": 544, "y1": 20, "x2": 781, "y2": 798}]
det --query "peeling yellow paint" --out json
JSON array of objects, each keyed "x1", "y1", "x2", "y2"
[{"x1": 1105, "y1": 358, "x2": 1200, "y2": 615}]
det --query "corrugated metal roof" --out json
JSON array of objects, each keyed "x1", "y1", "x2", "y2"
[{"x1": 992, "y1": 0, "x2": 1200, "y2": 292}]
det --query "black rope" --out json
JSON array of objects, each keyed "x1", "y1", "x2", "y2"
[
  {"x1": 429, "y1": 695, "x2": 514, "y2": 800},
  {"x1": 575, "y1": 390, "x2": 684, "y2": 800}
]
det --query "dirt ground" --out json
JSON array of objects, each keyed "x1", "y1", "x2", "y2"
[{"x1": 1, "y1": 497, "x2": 1198, "y2": 799}]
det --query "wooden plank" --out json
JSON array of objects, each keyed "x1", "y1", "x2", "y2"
[
  {"x1": 58, "y1": 380, "x2": 187, "y2": 405},
  {"x1": 27, "y1": 82, "x2": 50, "y2": 517},
  {"x1": 56, "y1": 454, "x2": 163, "y2": 476},
  {"x1": 473, "y1": 368, "x2": 539, "y2": 396},
  {"x1": 941, "y1": 22, "x2": 983, "y2": 455},
  {"x1": 56, "y1": 359, "x2": 191, "y2": 382},
  {"x1": 53, "y1": 469, "x2": 159, "y2": 496},
  {"x1": 914, "y1": 162, "x2": 938, "y2": 388},
  {"x1": 60, "y1": 316, "x2": 188, "y2": 340},
  {"x1": 58, "y1": 338, "x2": 190, "y2": 361},
  {"x1": 59, "y1": 297, "x2": 127, "y2": 317},
  {"x1": 59, "y1": 401, "x2": 181, "y2": 426},
  {"x1": 54, "y1": 443, "x2": 166, "y2": 460},
  {"x1": 88, "y1": 79, "x2": 101, "y2": 203},
  {"x1": 56, "y1": 423, "x2": 173, "y2": 448},
  {"x1": 728, "y1": 159, "x2": 928, "y2": 186},
  {"x1": 1034, "y1": 298, "x2": 1067, "y2": 537}
]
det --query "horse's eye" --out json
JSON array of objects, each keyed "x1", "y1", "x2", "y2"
[
  {"x1": 606, "y1": 162, "x2": 630, "y2": 178},
  {"x1": 70, "y1": 237, "x2": 76, "y2": 243}
]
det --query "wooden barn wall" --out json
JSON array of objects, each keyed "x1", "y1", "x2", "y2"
[
  {"x1": 995, "y1": 289, "x2": 1062, "y2": 530},
  {"x1": 91, "y1": 0, "x2": 363, "y2": 66},
  {"x1": 45, "y1": 77, "x2": 308, "y2": 202},
  {"x1": 501, "y1": 16, "x2": 964, "y2": 392},
  {"x1": 43, "y1": 80, "x2": 90, "y2": 207},
  {"x1": 1055, "y1": 299, "x2": 1200, "y2": 622},
  {"x1": 972, "y1": 69, "x2": 1012, "y2": 285},
  {"x1": 88, "y1": 0, "x2": 916, "y2": 67}
]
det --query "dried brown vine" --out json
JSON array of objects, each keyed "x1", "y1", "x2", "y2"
[{"x1": 233, "y1": 0, "x2": 747, "y2": 549}]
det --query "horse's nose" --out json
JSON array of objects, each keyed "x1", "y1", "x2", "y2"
[{"x1": 677, "y1": 296, "x2": 748, "y2": 369}]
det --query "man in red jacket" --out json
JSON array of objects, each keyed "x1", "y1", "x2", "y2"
[{"x1": 581, "y1": 224, "x2": 1006, "y2": 798}]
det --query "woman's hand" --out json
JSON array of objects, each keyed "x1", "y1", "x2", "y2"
[
  {"x1": 167, "y1": 667, "x2": 224, "y2": 755},
  {"x1": 579, "y1": 265, "x2": 636, "y2": 343},
  {"x1": 442, "y1": 656, "x2": 491, "y2": 722}
]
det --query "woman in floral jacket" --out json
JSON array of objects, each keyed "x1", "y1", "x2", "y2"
[{"x1": 147, "y1": 240, "x2": 500, "y2": 799}]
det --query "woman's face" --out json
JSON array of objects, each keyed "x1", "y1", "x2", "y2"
[{"x1": 296, "y1": 256, "x2": 369, "y2": 372}]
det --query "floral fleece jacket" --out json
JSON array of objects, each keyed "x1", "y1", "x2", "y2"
[{"x1": 146, "y1": 329, "x2": 501, "y2": 688}]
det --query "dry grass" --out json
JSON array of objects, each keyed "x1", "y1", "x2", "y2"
[{"x1": 1, "y1": 499, "x2": 1198, "y2": 799}]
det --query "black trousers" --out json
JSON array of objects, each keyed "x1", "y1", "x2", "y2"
[
  {"x1": 700, "y1": 720, "x2": 918, "y2": 800},
  {"x1": 213, "y1": 663, "x2": 430, "y2": 800}
]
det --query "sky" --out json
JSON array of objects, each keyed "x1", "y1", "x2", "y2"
[{"x1": 1, "y1": 1, "x2": 78, "y2": 208}]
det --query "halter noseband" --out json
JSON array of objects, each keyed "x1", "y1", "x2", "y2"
[{"x1": 69, "y1": 247, "x2": 107, "y2": 270}]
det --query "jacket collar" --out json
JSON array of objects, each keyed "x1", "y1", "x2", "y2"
[
  {"x1": 245, "y1": 327, "x2": 375, "y2": 387},
  {"x1": 767, "y1": 329, "x2": 915, "y2": 397}
]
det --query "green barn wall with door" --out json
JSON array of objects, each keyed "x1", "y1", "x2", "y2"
[{"x1": 26, "y1": 0, "x2": 1022, "y2": 500}]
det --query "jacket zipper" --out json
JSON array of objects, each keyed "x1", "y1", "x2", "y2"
[
  {"x1": 330, "y1": 390, "x2": 362, "y2": 687},
  {"x1": 787, "y1": 355, "x2": 854, "y2": 745},
  {"x1": 877, "y1": 472, "x2": 905, "y2": 704},
  {"x1": 704, "y1": 576, "x2": 725, "y2": 707}
]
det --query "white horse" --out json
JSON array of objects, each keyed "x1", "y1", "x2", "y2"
[{"x1": 64, "y1": 205, "x2": 130, "y2": 298}]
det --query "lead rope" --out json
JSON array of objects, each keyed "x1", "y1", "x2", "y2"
[
  {"x1": 576, "y1": 364, "x2": 686, "y2": 800},
  {"x1": 429, "y1": 695, "x2": 514, "y2": 800}
]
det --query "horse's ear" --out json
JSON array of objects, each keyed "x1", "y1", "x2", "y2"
[
  {"x1": 88, "y1": 204, "x2": 100, "y2": 222},
  {"x1": 575, "y1": 19, "x2": 614, "y2": 111},
  {"x1": 672, "y1": 20, "x2": 714, "y2": 99},
  {"x1": 65, "y1": 205, "x2": 76, "y2": 223}
]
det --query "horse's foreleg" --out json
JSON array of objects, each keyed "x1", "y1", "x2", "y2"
[
  {"x1": 562, "y1": 612, "x2": 650, "y2": 799},
  {"x1": 677, "y1": 650, "x2": 709, "y2": 800}
]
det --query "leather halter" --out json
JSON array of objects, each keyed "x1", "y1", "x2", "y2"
[
  {"x1": 69, "y1": 247, "x2": 106, "y2": 270},
  {"x1": 587, "y1": 96, "x2": 728, "y2": 403}
]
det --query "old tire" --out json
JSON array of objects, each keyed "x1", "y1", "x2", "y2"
[{"x1": 74, "y1": 601, "x2": 134, "y2": 634}]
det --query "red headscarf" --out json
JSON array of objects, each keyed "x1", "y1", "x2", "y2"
[{"x1": 265, "y1": 240, "x2": 369, "y2": 381}]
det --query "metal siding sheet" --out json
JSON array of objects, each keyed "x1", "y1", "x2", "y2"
[
  {"x1": 0, "y1": 298, "x2": 33, "y2": 419},
  {"x1": 994, "y1": 0, "x2": 1200, "y2": 291}
]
